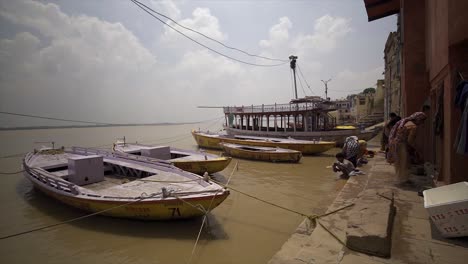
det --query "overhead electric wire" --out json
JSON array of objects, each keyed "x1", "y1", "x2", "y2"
[
  {"x1": 328, "y1": 88, "x2": 366, "y2": 93},
  {"x1": 130, "y1": 0, "x2": 288, "y2": 67},
  {"x1": 0, "y1": 115, "x2": 224, "y2": 159},
  {"x1": 296, "y1": 70, "x2": 308, "y2": 97},
  {"x1": 290, "y1": 69, "x2": 295, "y2": 98},
  {"x1": 0, "y1": 111, "x2": 223, "y2": 130},
  {"x1": 131, "y1": 0, "x2": 287, "y2": 63},
  {"x1": 297, "y1": 64, "x2": 315, "y2": 95},
  {"x1": 0, "y1": 111, "x2": 114, "y2": 125}
]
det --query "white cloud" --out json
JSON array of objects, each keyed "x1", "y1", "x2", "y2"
[
  {"x1": 150, "y1": 0, "x2": 182, "y2": 20},
  {"x1": 161, "y1": 7, "x2": 227, "y2": 52},
  {"x1": 259, "y1": 17, "x2": 292, "y2": 49},
  {"x1": 294, "y1": 15, "x2": 352, "y2": 55},
  {"x1": 325, "y1": 66, "x2": 384, "y2": 99},
  {"x1": 260, "y1": 14, "x2": 351, "y2": 58},
  {"x1": 0, "y1": 0, "x2": 161, "y2": 125},
  {"x1": 0, "y1": 0, "x2": 385, "y2": 127}
]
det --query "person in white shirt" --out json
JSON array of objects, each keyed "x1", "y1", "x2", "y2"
[{"x1": 332, "y1": 152, "x2": 355, "y2": 179}]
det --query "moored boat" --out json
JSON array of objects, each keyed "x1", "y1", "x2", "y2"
[
  {"x1": 23, "y1": 147, "x2": 229, "y2": 220},
  {"x1": 113, "y1": 141, "x2": 231, "y2": 175},
  {"x1": 192, "y1": 130, "x2": 335, "y2": 155},
  {"x1": 220, "y1": 143, "x2": 302, "y2": 163}
]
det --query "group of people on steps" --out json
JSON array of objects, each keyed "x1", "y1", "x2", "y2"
[{"x1": 332, "y1": 111, "x2": 427, "y2": 184}]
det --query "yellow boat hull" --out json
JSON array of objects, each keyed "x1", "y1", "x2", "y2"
[
  {"x1": 30, "y1": 178, "x2": 229, "y2": 220},
  {"x1": 173, "y1": 157, "x2": 232, "y2": 175},
  {"x1": 222, "y1": 145, "x2": 301, "y2": 163},
  {"x1": 192, "y1": 131, "x2": 335, "y2": 155}
]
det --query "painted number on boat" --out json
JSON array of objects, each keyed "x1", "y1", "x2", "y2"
[{"x1": 169, "y1": 207, "x2": 181, "y2": 217}]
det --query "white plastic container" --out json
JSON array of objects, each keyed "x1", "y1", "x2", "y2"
[{"x1": 423, "y1": 182, "x2": 468, "y2": 238}]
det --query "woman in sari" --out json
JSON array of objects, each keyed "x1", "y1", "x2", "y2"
[{"x1": 387, "y1": 112, "x2": 427, "y2": 184}]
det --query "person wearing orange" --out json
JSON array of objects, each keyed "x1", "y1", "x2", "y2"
[{"x1": 386, "y1": 112, "x2": 427, "y2": 184}]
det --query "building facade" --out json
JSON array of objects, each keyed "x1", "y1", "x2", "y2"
[
  {"x1": 331, "y1": 99, "x2": 353, "y2": 125},
  {"x1": 384, "y1": 31, "x2": 402, "y2": 119},
  {"x1": 364, "y1": 0, "x2": 468, "y2": 184}
]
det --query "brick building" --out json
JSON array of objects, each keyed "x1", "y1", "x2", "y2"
[{"x1": 364, "y1": 0, "x2": 468, "y2": 183}]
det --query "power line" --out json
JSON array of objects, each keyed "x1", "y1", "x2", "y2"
[
  {"x1": 131, "y1": 0, "x2": 287, "y2": 63},
  {"x1": 290, "y1": 69, "x2": 295, "y2": 98},
  {"x1": 0, "y1": 116, "x2": 224, "y2": 159},
  {"x1": 0, "y1": 111, "x2": 224, "y2": 128},
  {"x1": 328, "y1": 88, "x2": 364, "y2": 93},
  {"x1": 296, "y1": 70, "x2": 308, "y2": 97},
  {"x1": 130, "y1": 0, "x2": 288, "y2": 67},
  {"x1": 297, "y1": 64, "x2": 315, "y2": 95},
  {"x1": 0, "y1": 111, "x2": 114, "y2": 125}
]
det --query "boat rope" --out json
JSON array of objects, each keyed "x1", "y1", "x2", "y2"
[
  {"x1": 224, "y1": 161, "x2": 238, "y2": 187},
  {"x1": 187, "y1": 182, "x2": 227, "y2": 264},
  {"x1": 0, "y1": 169, "x2": 24, "y2": 175},
  {"x1": 316, "y1": 219, "x2": 347, "y2": 247},
  {"x1": 138, "y1": 178, "x2": 202, "y2": 184},
  {"x1": 210, "y1": 178, "x2": 354, "y2": 222},
  {"x1": 0, "y1": 192, "x2": 161, "y2": 240},
  {"x1": 171, "y1": 162, "x2": 237, "y2": 264}
]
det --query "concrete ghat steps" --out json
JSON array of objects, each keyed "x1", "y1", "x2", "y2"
[
  {"x1": 346, "y1": 189, "x2": 396, "y2": 258},
  {"x1": 269, "y1": 155, "x2": 395, "y2": 264}
]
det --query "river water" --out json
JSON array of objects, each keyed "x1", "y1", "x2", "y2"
[{"x1": 0, "y1": 121, "x2": 343, "y2": 264}]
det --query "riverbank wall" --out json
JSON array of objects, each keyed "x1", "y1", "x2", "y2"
[{"x1": 269, "y1": 145, "x2": 468, "y2": 263}]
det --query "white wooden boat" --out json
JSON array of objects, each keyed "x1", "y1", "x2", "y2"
[
  {"x1": 113, "y1": 141, "x2": 231, "y2": 175},
  {"x1": 220, "y1": 143, "x2": 302, "y2": 163},
  {"x1": 23, "y1": 147, "x2": 229, "y2": 220}
]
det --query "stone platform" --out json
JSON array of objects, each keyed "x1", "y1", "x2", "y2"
[{"x1": 269, "y1": 151, "x2": 468, "y2": 264}]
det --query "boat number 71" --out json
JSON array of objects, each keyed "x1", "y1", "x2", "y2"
[{"x1": 169, "y1": 207, "x2": 181, "y2": 217}]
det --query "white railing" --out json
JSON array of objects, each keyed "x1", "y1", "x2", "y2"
[
  {"x1": 223, "y1": 102, "x2": 333, "y2": 114},
  {"x1": 23, "y1": 155, "x2": 80, "y2": 195}
]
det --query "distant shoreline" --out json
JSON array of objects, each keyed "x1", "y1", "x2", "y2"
[{"x1": 0, "y1": 122, "x2": 203, "y2": 131}]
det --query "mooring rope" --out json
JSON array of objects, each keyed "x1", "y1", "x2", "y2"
[
  {"x1": 184, "y1": 161, "x2": 239, "y2": 264},
  {"x1": 0, "y1": 192, "x2": 161, "y2": 240},
  {"x1": 209, "y1": 177, "x2": 354, "y2": 223}
]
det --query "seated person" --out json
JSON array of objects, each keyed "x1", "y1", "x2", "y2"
[{"x1": 332, "y1": 152, "x2": 355, "y2": 179}]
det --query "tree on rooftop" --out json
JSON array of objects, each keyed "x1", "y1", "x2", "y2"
[{"x1": 363, "y1": 87, "x2": 376, "y2": 94}]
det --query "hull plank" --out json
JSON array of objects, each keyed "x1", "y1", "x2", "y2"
[
  {"x1": 220, "y1": 143, "x2": 302, "y2": 163},
  {"x1": 192, "y1": 130, "x2": 335, "y2": 155}
]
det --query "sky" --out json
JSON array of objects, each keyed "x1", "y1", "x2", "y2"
[{"x1": 0, "y1": 0, "x2": 396, "y2": 127}]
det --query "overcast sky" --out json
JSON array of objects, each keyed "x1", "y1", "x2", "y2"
[{"x1": 0, "y1": 0, "x2": 396, "y2": 127}]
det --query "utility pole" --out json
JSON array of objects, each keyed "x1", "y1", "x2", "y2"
[
  {"x1": 321, "y1": 78, "x2": 332, "y2": 100},
  {"x1": 289, "y1": 55, "x2": 298, "y2": 99}
]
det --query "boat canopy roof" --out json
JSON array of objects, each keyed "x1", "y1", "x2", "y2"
[{"x1": 223, "y1": 101, "x2": 336, "y2": 115}]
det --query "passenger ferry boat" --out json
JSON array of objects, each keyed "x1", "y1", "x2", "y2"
[
  {"x1": 221, "y1": 99, "x2": 376, "y2": 146},
  {"x1": 203, "y1": 56, "x2": 378, "y2": 145}
]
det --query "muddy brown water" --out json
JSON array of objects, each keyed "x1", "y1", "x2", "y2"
[{"x1": 0, "y1": 123, "x2": 344, "y2": 264}]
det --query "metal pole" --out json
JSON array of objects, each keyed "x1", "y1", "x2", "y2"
[
  {"x1": 321, "y1": 78, "x2": 332, "y2": 100},
  {"x1": 289, "y1": 55, "x2": 298, "y2": 99}
]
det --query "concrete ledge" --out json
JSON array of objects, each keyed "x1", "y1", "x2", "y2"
[{"x1": 346, "y1": 188, "x2": 396, "y2": 258}]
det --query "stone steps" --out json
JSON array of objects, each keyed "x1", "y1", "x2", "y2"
[{"x1": 269, "y1": 154, "x2": 397, "y2": 263}]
